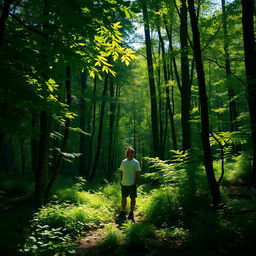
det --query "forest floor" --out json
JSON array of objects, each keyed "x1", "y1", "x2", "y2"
[
  {"x1": 76, "y1": 214, "x2": 180, "y2": 256},
  {"x1": 0, "y1": 190, "x2": 34, "y2": 256},
  {"x1": 75, "y1": 184, "x2": 256, "y2": 256},
  {"x1": 0, "y1": 183, "x2": 255, "y2": 256}
]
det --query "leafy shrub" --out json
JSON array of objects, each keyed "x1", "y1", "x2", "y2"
[
  {"x1": 156, "y1": 226, "x2": 188, "y2": 240},
  {"x1": 122, "y1": 222, "x2": 155, "y2": 248},
  {"x1": 99, "y1": 224, "x2": 123, "y2": 250},
  {"x1": 231, "y1": 153, "x2": 251, "y2": 184},
  {"x1": 20, "y1": 179, "x2": 117, "y2": 255},
  {"x1": 137, "y1": 188, "x2": 180, "y2": 227}
]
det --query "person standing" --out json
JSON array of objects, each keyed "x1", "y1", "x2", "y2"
[{"x1": 116, "y1": 147, "x2": 141, "y2": 221}]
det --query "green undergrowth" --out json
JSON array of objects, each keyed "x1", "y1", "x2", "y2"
[
  {"x1": 19, "y1": 179, "x2": 120, "y2": 256},
  {"x1": 17, "y1": 152, "x2": 256, "y2": 255}
]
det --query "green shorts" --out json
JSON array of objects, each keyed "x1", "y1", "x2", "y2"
[{"x1": 121, "y1": 184, "x2": 137, "y2": 198}]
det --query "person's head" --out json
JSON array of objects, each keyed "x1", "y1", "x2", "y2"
[{"x1": 125, "y1": 147, "x2": 135, "y2": 160}]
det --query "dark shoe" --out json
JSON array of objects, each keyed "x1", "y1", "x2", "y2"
[
  {"x1": 116, "y1": 211, "x2": 126, "y2": 219},
  {"x1": 127, "y1": 211, "x2": 134, "y2": 221}
]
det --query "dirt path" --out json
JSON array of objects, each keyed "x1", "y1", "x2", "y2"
[{"x1": 76, "y1": 215, "x2": 147, "y2": 256}]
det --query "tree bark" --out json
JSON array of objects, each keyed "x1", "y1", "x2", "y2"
[
  {"x1": 180, "y1": 0, "x2": 192, "y2": 150},
  {"x1": 87, "y1": 77, "x2": 97, "y2": 179},
  {"x1": 0, "y1": 0, "x2": 12, "y2": 168},
  {"x1": 90, "y1": 74, "x2": 109, "y2": 180},
  {"x1": 142, "y1": 1, "x2": 160, "y2": 157},
  {"x1": 221, "y1": 0, "x2": 239, "y2": 133},
  {"x1": 158, "y1": 28, "x2": 177, "y2": 152},
  {"x1": 79, "y1": 70, "x2": 88, "y2": 177},
  {"x1": 45, "y1": 66, "x2": 72, "y2": 200},
  {"x1": 188, "y1": 0, "x2": 222, "y2": 207},
  {"x1": 241, "y1": 0, "x2": 256, "y2": 187},
  {"x1": 35, "y1": 0, "x2": 52, "y2": 207},
  {"x1": 0, "y1": 0, "x2": 12, "y2": 44},
  {"x1": 107, "y1": 75, "x2": 116, "y2": 180}
]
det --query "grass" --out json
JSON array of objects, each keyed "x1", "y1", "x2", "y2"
[{"x1": 1, "y1": 153, "x2": 256, "y2": 256}]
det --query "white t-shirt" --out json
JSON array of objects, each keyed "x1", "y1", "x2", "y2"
[{"x1": 119, "y1": 158, "x2": 141, "y2": 186}]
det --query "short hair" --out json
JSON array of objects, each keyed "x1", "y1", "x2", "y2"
[{"x1": 125, "y1": 147, "x2": 135, "y2": 154}]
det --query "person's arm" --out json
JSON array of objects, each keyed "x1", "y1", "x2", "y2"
[
  {"x1": 134, "y1": 171, "x2": 140, "y2": 185},
  {"x1": 119, "y1": 161, "x2": 124, "y2": 184},
  {"x1": 120, "y1": 171, "x2": 123, "y2": 183}
]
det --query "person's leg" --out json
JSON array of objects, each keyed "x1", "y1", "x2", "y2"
[
  {"x1": 130, "y1": 197, "x2": 136, "y2": 212},
  {"x1": 121, "y1": 197, "x2": 127, "y2": 211}
]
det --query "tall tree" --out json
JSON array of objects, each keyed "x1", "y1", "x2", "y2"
[
  {"x1": 157, "y1": 28, "x2": 176, "y2": 153},
  {"x1": 241, "y1": 0, "x2": 256, "y2": 186},
  {"x1": 221, "y1": 0, "x2": 239, "y2": 133},
  {"x1": 187, "y1": 0, "x2": 221, "y2": 207},
  {"x1": 35, "y1": 0, "x2": 51, "y2": 207},
  {"x1": 90, "y1": 74, "x2": 109, "y2": 181},
  {"x1": 79, "y1": 70, "x2": 88, "y2": 177},
  {"x1": 179, "y1": 0, "x2": 192, "y2": 150},
  {"x1": 45, "y1": 65, "x2": 72, "y2": 200},
  {"x1": 141, "y1": 0, "x2": 160, "y2": 157},
  {"x1": 107, "y1": 75, "x2": 117, "y2": 180}
]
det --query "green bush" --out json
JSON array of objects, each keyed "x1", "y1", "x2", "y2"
[
  {"x1": 99, "y1": 224, "x2": 123, "y2": 250},
  {"x1": 122, "y1": 222, "x2": 155, "y2": 248},
  {"x1": 20, "y1": 179, "x2": 117, "y2": 255},
  {"x1": 137, "y1": 188, "x2": 180, "y2": 227}
]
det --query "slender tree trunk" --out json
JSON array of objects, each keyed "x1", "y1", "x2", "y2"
[
  {"x1": 87, "y1": 78, "x2": 97, "y2": 179},
  {"x1": 188, "y1": 0, "x2": 221, "y2": 207},
  {"x1": 241, "y1": 0, "x2": 256, "y2": 187},
  {"x1": 221, "y1": 0, "x2": 239, "y2": 134},
  {"x1": 0, "y1": 0, "x2": 12, "y2": 44},
  {"x1": 180, "y1": 0, "x2": 192, "y2": 150},
  {"x1": 156, "y1": 46, "x2": 164, "y2": 157},
  {"x1": 79, "y1": 70, "x2": 88, "y2": 177},
  {"x1": 164, "y1": 23, "x2": 178, "y2": 150},
  {"x1": 108, "y1": 76, "x2": 116, "y2": 180},
  {"x1": 0, "y1": 0, "x2": 12, "y2": 168},
  {"x1": 31, "y1": 114, "x2": 38, "y2": 175},
  {"x1": 45, "y1": 66, "x2": 72, "y2": 200},
  {"x1": 90, "y1": 74, "x2": 109, "y2": 181},
  {"x1": 35, "y1": 110, "x2": 51, "y2": 207},
  {"x1": 142, "y1": 1, "x2": 160, "y2": 157},
  {"x1": 113, "y1": 82, "x2": 121, "y2": 171},
  {"x1": 35, "y1": 0, "x2": 51, "y2": 208},
  {"x1": 20, "y1": 139, "x2": 25, "y2": 177},
  {"x1": 158, "y1": 28, "x2": 177, "y2": 152}
]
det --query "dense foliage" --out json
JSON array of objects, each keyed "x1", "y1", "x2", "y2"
[{"x1": 1, "y1": 0, "x2": 256, "y2": 255}]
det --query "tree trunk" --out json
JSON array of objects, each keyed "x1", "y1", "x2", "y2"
[
  {"x1": 0, "y1": 0, "x2": 12, "y2": 168},
  {"x1": 107, "y1": 75, "x2": 116, "y2": 180},
  {"x1": 241, "y1": 0, "x2": 256, "y2": 187},
  {"x1": 180, "y1": 0, "x2": 192, "y2": 150},
  {"x1": 31, "y1": 114, "x2": 38, "y2": 175},
  {"x1": 158, "y1": 28, "x2": 177, "y2": 152},
  {"x1": 79, "y1": 70, "x2": 88, "y2": 177},
  {"x1": 20, "y1": 139, "x2": 25, "y2": 177},
  {"x1": 188, "y1": 0, "x2": 222, "y2": 207},
  {"x1": 90, "y1": 74, "x2": 109, "y2": 181},
  {"x1": 87, "y1": 77, "x2": 97, "y2": 179},
  {"x1": 221, "y1": 0, "x2": 239, "y2": 133},
  {"x1": 142, "y1": 1, "x2": 160, "y2": 157},
  {"x1": 0, "y1": 0, "x2": 12, "y2": 44},
  {"x1": 35, "y1": 110, "x2": 51, "y2": 207},
  {"x1": 45, "y1": 66, "x2": 72, "y2": 200},
  {"x1": 35, "y1": 0, "x2": 52, "y2": 207}
]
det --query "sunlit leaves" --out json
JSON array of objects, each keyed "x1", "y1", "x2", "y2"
[
  {"x1": 144, "y1": 151, "x2": 189, "y2": 185},
  {"x1": 209, "y1": 131, "x2": 247, "y2": 147},
  {"x1": 86, "y1": 22, "x2": 137, "y2": 78}
]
